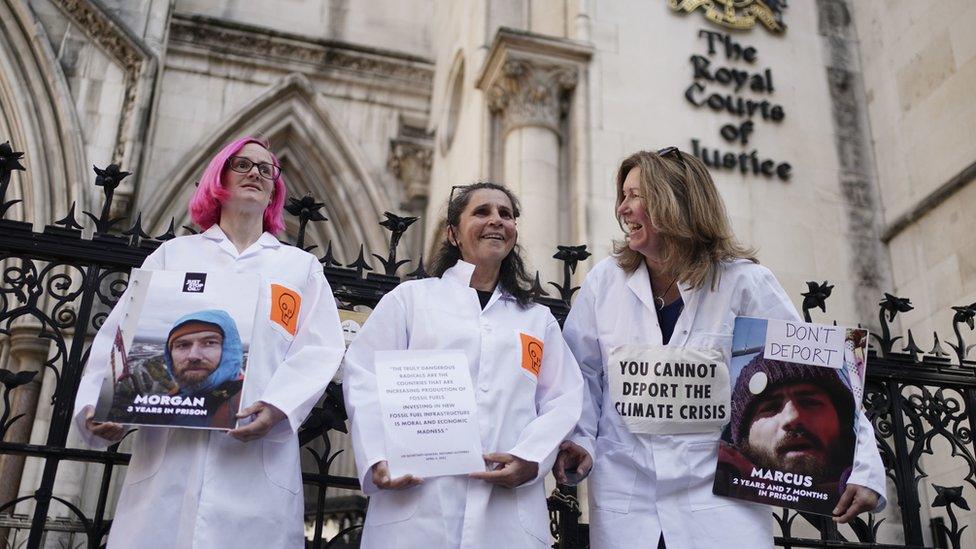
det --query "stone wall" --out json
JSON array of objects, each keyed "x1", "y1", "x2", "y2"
[
  {"x1": 854, "y1": 0, "x2": 976, "y2": 342},
  {"x1": 568, "y1": 0, "x2": 890, "y2": 325}
]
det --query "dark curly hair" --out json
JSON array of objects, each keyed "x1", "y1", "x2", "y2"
[{"x1": 430, "y1": 182, "x2": 533, "y2": 307}]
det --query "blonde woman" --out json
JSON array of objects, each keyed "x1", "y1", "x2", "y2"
[{"x1": 554, "y1": 149, "x2": 886, "y2": 549}]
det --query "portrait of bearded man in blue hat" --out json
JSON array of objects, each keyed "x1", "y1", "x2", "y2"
[{"x1": 163, "y1": 309, "x2": 245, "y2": 427}]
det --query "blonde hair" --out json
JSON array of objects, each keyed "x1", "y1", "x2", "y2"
[{"x1": 613, "y1": 149, "x2": 757, "y2": 290}]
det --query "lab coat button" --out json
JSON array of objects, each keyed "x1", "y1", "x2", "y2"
[{"x1": 479, "y1": 383, "x2": 489, "y2": 392}]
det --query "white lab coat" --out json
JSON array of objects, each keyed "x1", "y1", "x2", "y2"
[
  {"x1": 564, "y1": 257, "x2": 887, "y2": 549},
  {"x1": 342, "y1": 260, "x2": 584, "y2": 549},
  {"x1": 72, "y1": 225, "x2": 345, "y2": 549}
]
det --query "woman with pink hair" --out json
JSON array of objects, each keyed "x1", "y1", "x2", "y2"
[{"x1": 73, "y1": 137, "x2": 346, "y2": 548}]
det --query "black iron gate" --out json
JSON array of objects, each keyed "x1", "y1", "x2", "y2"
[{"x1": 0, "y1": 141, "x2": 973, "y2": 548}]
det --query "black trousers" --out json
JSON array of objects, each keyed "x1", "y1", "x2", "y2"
[{"x1": 658, "y1": 534, "x2": 666, "y2": 548}]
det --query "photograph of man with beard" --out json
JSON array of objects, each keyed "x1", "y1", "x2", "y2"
[
  {"x1": 714, "y1": 353, "x2": 857, "y2": 515},
  {"x1": 161, "y1": 309, "x2": 246, "y2": 428},
  {"x1": 102, "y1": 308, "x2": 246, "y2": 429}
]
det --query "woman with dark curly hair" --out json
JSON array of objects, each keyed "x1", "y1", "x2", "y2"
[{"x1": 343, "y1": 182, "x2": 583, "y2": 548}]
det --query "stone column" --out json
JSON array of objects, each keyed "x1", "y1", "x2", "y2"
[
  {"x1": 388, "y1": 134, "x2": 434, "y2": 261},
  {"x1": 0, "y1": 324, "x2": 48, "y2": 532},
  {"x1": 477, "y1": 30, "x2": 591, "y2": 286},
  {"x1": 9, "y1": 324, "x2": 112, "y2": 548}
]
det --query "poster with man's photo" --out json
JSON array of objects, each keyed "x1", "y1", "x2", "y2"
[
  {"x1": 712, "y1": 317, "x2": 868, "y2": 515},
  {"x1": 93, "y1": 269, "x2": 260, "y2": 430}
]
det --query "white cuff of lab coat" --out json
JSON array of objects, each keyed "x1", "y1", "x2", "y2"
[
  {"x1": 251, "y1": 396, "x2": 296, "y2": 443},
  {"x1": 846, "y1": 469, "x2": 887, "y2": 513},
  {"x1": 358, "y1": 457, "x2": 385, "y2": 496},
  {"x1": 508, "y1": 445, "x2": 557, "y2": 485},
  {"x1": 72, "y1": 406, "x2": 115, "y2": 450},
  {"x1": 568, "y1": 433, "x2": 595, "y2": 464}
]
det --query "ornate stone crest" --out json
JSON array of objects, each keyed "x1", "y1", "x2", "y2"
[{"x1": 668, "y1": 0, "x2": 787, "y2": 34}]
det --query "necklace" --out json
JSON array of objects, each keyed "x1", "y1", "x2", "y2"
[{"x1": 653, "y1": 276, "x2": 678, "y2": 310}]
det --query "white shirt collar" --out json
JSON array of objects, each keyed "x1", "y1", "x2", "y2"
[
  {"x1": 201, "y1": 224, "x2": 281, "y2": 249},
  {"x1": 442, "y1": 260, "x2": 513, "y2": 303},
  {"x1": 443, "y1": 260, "x2": 477, "y2": 286}
]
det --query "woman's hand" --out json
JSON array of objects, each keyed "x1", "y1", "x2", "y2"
[
  {"x1": 469, "y1": 453, "x2": 539, "y2": 488},
  {"x1": 83, "y1": 405, "x2": 126, "y2": 443},
  {"x1": 371, "y1": 461, "x2": 424, "y2": 490},
  {"x1": 229, "y1": 401, "x2": 286, "y2": 442},
  {"x1": 552, "y1": 441, "x2": 593, "y2": 485},
  {"x1": 832, "y1": 484, "x2": 880, "y2": 523}
]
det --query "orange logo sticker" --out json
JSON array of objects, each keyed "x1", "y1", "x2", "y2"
[
  {"x1": 270, "y1": 284, "x2": 301, "y2": 336},
  {"x1": 519, "y1": 333, "x2": 544, "y2": 377}
]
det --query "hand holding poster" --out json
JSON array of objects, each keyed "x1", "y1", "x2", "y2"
[
  {"x1": 93, "y1": 269, "x2": 260, "y2": 430},
  {"x1": 375, "y1": 350, "x2": 484, "y2": 478},
  {"x1": 712, "y1": 317, "x2": 868, "y2": 515}
]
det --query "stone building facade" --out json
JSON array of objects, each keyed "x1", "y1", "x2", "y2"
[{"x1": 0, "y1": 0, "x2": 974, "y2": 546}]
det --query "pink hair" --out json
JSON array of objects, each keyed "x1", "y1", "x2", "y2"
[{"x1": 188, "y1": 136, "x2": 287, "y2": 234}]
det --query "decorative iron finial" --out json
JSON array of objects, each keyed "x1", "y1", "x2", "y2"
[
  {"x1": 347, "y1": 245, "x2": 374, "y2": 278},
  {"x1": 548, "y1": 245, "x2": 590, "y2": 304},
  {"x1": 284, "y1": 194, "x2": 327, "y2": 250},
  {"x1": 948, "y1": 303, "x2": 976, "y2": 365},
  {"x1": 801, "y1": 281, "x2": 833, "y2": 322},
  {"x1": 297, "y1": 382, "x2": 348, "y2": 447},
  {"x1": 406, "y1": 255, "x2": 428, "y2": 279},
  {"x1": 122, "y1": 213, "x2": 151, "y2": 245},
  {"x1": 372, "y1": 212, "x2": 418, "y2": 276},
  {"x1": 0, "y1": 141, "x2": 26, "y2": 219},
  {"x1": 929, "y1": 332, "x2": 949, "y2": 358},
  {"x1": 83, "y1": 164, "x2": 130, "y2": 234},
  {"x1": 530, "y1": 271, "x2": 549, "y2": 300},
  {"x1": 0, "y1": 369, "x2": 38, "y2": 440},
  {"x1": 319, "y1": 241, "x2": 342, "y2": 269},
  {"x1": 0, "y1": 368, "x2": 36, "y2": 391},
  {"x1": 553, "y1": 245, "x2": 590, "y2": 274},
  {"x1": 0, "y1": 142, "x2": 26, "y2": 172},
  {"x1": 52, "y1": 203, "x2": 85, "y2": 231},
  {"x1": 875, "y1": 293, "x2": 912, "y2": 357},
  {"x1": 902, "y1": 330, "x2": 923, "y2": 362},
  {"x1": 846, "y1": 513, "x2": 884, "y2": 544},
  {"x1": 931, "y1": 485, "x2": 969, "y2": 549},
  {"x1": 155, "y1": 218, "x2": 178, "y2": 241}
]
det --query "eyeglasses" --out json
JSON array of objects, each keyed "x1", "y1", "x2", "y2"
[
  {"x1": 449, "y1": 184, "x2": 470, "y2": 203},
  {"x1": 227, "y1": 156, "x2": 281, "y2": 181},
  {"x1": 656, "y1": 146, "x2": 686, "y2": 170}
]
